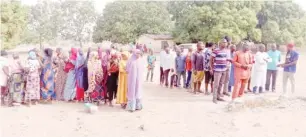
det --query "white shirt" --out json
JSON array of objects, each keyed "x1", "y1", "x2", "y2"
[
  {"x1": 254, "y1": 52, "x2": 271, "y2": 72},
  {"x1": 0, "y1": 57, "x2": 9, "y2": 86},
  {"x1": 163, "y1": 51, "x2": 176, "y2": 71},
  {"x1": 160, "y1": 50, "x2": 166, "y2": 68}
]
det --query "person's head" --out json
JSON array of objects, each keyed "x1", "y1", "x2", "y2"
[
  {"x1": 1, "y1": 50, "x2": 8, "y2": 58},
  {"x1": 287, "y1": 43, "x2": 294, "y2": 51},
  {"x1": 44, "y1": 48, "x2": 53, "y2": 58},
  {"x1": 28, "y1": 50, "x2": 37, "y2": 60},
  {"x1": 56, "y1": 48, "x2": 62, "y2": 56},
  {"x1": 176, "y1": 48, "x2": 182, "y2": 56},
  {"x1": 206, "y1": 42, "x2": 214, "y2": 49},
  {"x1": 12, "y1": 53, "x2": 19, "y2": 60},
  {"x1": 121, "y1": 51, "x2": 129, "y2": 60},
  {"x1": 230, "y1": 44, "x2": 236, "y2": 52},
  {"x1": 242, "y1": 42, "x2": 251, "y2": 52},
  {"x1": 89, "y1": 51, "x2": 98, "y2": 61},
  {"x1": 258, "y1": 44, "x2": 265, "y2": 52},
  {"x1": 133, "y1": 49, "x2": 142, "y2": 59},
  {"x1": 187, "y1": 46, "x2": 192, "y2": 52},
  {"x1": 165, "y1": 46, "x2": 170, "y2": 54},
  {"x1": 78, "y1": 49, "x2": 84, "y2": 56},
  {"x1": 270, "y1": 43, "x2": 277, "y2": 51},
  {"x1": 219, "y1": 38, "x2": 228, "y2": 49},
  {"x1": 197, "y1": 41, "x2": 204, "y2": 51},
  {"x1": 148, "y1": 48, "x2": 154, "y2": 55},
  {"x1": 224, "y1": 36, "x2": 232, "y2": 46}
]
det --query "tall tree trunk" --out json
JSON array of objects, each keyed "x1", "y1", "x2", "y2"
[
  {"x1": 39, "y1": 34, "x2": 42, "y2": 50},
  {"x1": 79, "y1": 39, "x2": 83, "y2": 48}
]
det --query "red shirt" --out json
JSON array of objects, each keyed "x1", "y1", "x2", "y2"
[{"x1": 185, "y1": 53, "x2": 192, "y2": 71}]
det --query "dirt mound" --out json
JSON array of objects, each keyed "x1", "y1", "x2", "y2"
[{"x1": 226, "y1": 96, "x2": 306, "y2": 112}]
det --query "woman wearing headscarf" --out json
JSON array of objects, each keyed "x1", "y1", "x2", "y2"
[
  {"x1": 116, "y1": 51, "x2": 130, "y2": 108},
  {"x1": 40, "y1": 48, "x2": 55, "y2": 103},
  {"x1": 87, "y1": 51, "x2": 103, "y2": 96},
  {"x1": 105, "y1": 54, "x2": 119, "y2": 107},
  {"x1": 126, "y1": 49, "x2": 143, "y2": 112},
  {"x1": 101, "y1": 49, "x2": 111, "y2": 99},
  {"x1": 24, "y1": 51, "x2": 41, "y2": 105},
  {"x1": 54, "y1": 48, "x2": 68, "y2": 101},
  {"x1": 63, "y1": 48, "x2": 78, "y2": 101},
  {"x1": 75, "y1": 49, "x2": 86, "y2": 102}
]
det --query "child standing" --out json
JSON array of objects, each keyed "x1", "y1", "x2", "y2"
[
  {"x1": 146, "y1": 49, "x2": 156, "y2": 82},
  {"x1": 175, "y1": 49, "x2": 186, "y2": 88}
]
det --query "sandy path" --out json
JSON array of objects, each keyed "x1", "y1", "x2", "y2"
[{"x1": 1, "y1": 54, "x2": 306, "y2": 137}]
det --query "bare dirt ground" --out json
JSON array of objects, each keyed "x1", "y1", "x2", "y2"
[{"x1": 1, "y1": 53, "x2": 306, "y2": 137}]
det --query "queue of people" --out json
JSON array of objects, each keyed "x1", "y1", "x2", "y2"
[
  {"x1": 0, "y1": 46, "x2": 144, "y2": 112},
  {"x1": 158, "y1": 36, "x2": 299, "y2": 104}
]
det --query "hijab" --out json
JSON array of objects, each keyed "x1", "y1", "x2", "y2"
[
  {"x1": 29, "y1": 51, "x2": 37, "y2": 60},
  {"x1": 44, "y1": 48, "x2": 53, "y2": 58},
  {"x1": 101, "y1": 48, "x2": 111, "y2": 67},
  {"x1": 70, "y1": 48, "x2": 78, "y2": 61},
  {"x1": 77, "y1": 49, "x2": 85, "y2": 67}
]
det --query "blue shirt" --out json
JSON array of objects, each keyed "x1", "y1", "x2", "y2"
[
  {"x1": 147, "y1": 55, "x2": 156, "y2": 68},
  {"x1": 175, "y1": 55, "x2": 186, "y2": 72},
  {"x1": 267, "y1": 50, "x2": 281, "y2": 70},
  {"x1": 284, "y1": 50, "x2": 299, "y2": 73}
]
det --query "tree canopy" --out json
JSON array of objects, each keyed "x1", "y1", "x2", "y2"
[
  {"x1": 1, "y1": 1, "x2": 27, "y2": 49},
  {"x1": 169, "y1": 1, "x2": 306, "y2": 46},
  {"x1": 1, "y1": 0, "x2": 306, "y2": 49},
  {"x1": 93, "y1": 1, "x2": 173, "y2": 44}
]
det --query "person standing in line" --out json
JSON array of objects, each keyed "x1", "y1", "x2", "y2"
[
  {"x1": 75, "y1": 49, "x2": 86, "y2": 102},
  {"x1": 251, "y1": 44, "x2": 271, "y2": 94},
  {"x1": 228, "y1": 45, "x2": 237, "y2": 92},
  {"x1": 265, "y1": 44, "x2": 281, "y2": 92},
  {"x1": 101, "y1": 48, "x2": 111, "y2": 100},
  {"x1": 278, "y1": 43, "x2": 299, "y2": 95},
  {"x1": 0, "y1": 51, "x2": 10, "y2": 105},
  {"x1": 126, "y1": 49, "x2": 143, "y2": 112},
  {"x1": 159, "y1": 45, "x2": 167, "y2": 86},
  {"x1": 63, "y1": 48, "x2": 78, "y2": 102},
  {"x1": 192, "y1": 42, "x2": 205, "y2": 94},
  {"x1": 221, "y1": 36, "x2": 233, "y2": 96},
  {"x1": 203, "y1": 42, "x2": 215, "y2": 95},
  {"x1": 146, "y1": 49, "x2": 156, "y2": 82},
  {"x1": 246, "y1": 46, "x2": 256, "y2": 93},
  {"x1": 232, "y1": 42, "x2": 253, "y2": 101},
  {"x1": 40, "y1": 48, "x2": 55, "y2": 103},
  {"x1": 116, "y1": 51, "x2": 130, "y2": 108},
  {"x1": 24, "y1": 51, "x2": 41, "y2": 106},
  {"x1": 175, "y1": 49, "x2": 186, "y2": 88},
  {"x1": 210, "y1": 39, "x2": 229, "y2": 103},
  {"x1": 106, "y1": 55, "x2": 119, "y2": 107},
  {"x1": 185, "y1": 47, "x2": 193, "y2": 89},
  {"x1": 54, "y1": 48, "x2": 68, "y2": 101},
  {"x1": 162, "y1": 47, "x2": 175, "y2": 88},
  {"x1": 87, "y1": 51, "x2": 103, "y2": 96}
]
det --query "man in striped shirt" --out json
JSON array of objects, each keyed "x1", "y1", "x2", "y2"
[{"x1": 210, "y1": 38, "x2": 230, "y2": 103}]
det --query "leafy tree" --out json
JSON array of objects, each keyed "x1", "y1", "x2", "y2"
[
  {"x1": 60, "y1": 1, "x2": 97, "y2": 47},
  {"x1": 170, "y1": 1, "x2": 260, "y2": 43},
  {"x1": 257, "y1": 1, "x2": 306, "y2": 46},
  {"x1": 93, "y1": 1, "x2": 172, "y2": 44},
  {"x1": 1, "y1": 1, "x2": 27, "y2": 49},
  {"x1": 27, "y1": 0, "x2": 62, "y2": 49}
]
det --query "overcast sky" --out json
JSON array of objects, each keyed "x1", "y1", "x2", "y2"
[{"x1": 21, "y1": 0, "x2": 306, "y2": 13}]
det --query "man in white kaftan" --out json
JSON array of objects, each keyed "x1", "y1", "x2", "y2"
[{"x1": 251, "y1": 44, "x2": 272, "y2": 93}]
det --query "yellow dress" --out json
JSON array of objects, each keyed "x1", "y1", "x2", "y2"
[{"x1": 116, "y1": 59, "x2": 128, "y2": 104}]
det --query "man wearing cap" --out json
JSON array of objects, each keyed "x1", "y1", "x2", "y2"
[{"x1": 278, "y1": 43, "x2": 299, "y2": 94}]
